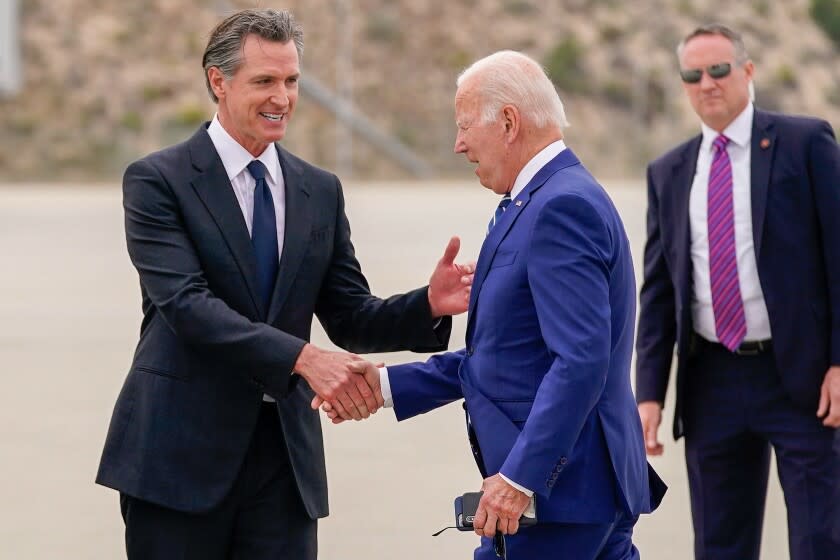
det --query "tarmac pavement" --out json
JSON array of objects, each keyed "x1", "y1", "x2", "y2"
[{"x1": 0, "y1": 181, "x2": 789, "y2": 559}]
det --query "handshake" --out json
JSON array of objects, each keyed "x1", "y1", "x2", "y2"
[{"x1": 294, "y1": 343, "x2": 384, "y2": 422}]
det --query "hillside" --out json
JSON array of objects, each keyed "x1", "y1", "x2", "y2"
[{"x1": 1, "y1": 0, "x2": 838, "y2": 181}]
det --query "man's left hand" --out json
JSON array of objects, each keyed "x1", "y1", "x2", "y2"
[
  {"x1": 428, "y1": 236, "x2": 475, "y2": 317},
  {"x1": 817, "y1": 365, "x2": 840, "y2": 427},
  {"x1": 472, "y1": 474, "x2": 531, "y2": 537}
]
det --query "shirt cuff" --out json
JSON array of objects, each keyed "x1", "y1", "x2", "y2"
[
  {"x1": 499, "y1": 473, "x2": 533, "y2": 497},
  {"x1": 379, "y1": 366, "x2": 393, "y2": 408}
]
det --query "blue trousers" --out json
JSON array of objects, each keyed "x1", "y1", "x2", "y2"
[
  {"x1": 683, "y1": 340, "x2": 840, "y2": 560},
  {"x1": 474, "y1": 511, "x2": 639, "y2": 560}
]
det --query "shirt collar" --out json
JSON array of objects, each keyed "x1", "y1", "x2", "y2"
[
  {"x1": 510, "y1": 139, "x2": 567, "y2": 199},
  {"x1": 207, "y1": 114, "x2": 280, "y2": 184},
  {"x1": 701, "y1": 102, "x2": 753, "y2": 150}
]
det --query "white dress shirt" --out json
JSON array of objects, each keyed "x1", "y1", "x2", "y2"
[
  {"x1": 689, "y1": 103, "x2": 772, "y2": 342},
  {"x1": 380, "y1": 139, "x2": 568, "y2": 501},
  {"x1": 207, "y1": 115, "x2": 286, "y2": 401}
]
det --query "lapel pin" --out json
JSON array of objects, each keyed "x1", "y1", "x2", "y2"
[
  {"x1": 760, "y1": 138, "x2": 770, "y2": 149},
  {"x1": 515, "y1": 200, "x2": 522, "y2": 207}
]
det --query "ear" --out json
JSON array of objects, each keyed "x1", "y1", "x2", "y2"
[
  {"x1": 207, "y1": 66, "x2": 227, "y2": 101},
  {"x1": 743, "y1": 60, "x2": 755, "y2": 81},
  {"x1": 501, "y1": 105, "x2": 520, "y2": 144}
]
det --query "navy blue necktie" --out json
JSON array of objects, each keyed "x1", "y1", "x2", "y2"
[
  {"x1": 246, "y1": 160, "x2": 279, "y2": 310},
  {"x1": 487, "y1": 193, "x2": 512, "y2": 234}
]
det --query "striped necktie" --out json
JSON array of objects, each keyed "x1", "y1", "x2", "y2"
[
  {"x1": 487, "y1": 193, "x2": 512, "y2": 234},
  {"x1": 246, "y1": 160, "x2": 279, "y2": 310},
  {"x1": 707, "y1": 135, "x2": 746, "y2": 351}
]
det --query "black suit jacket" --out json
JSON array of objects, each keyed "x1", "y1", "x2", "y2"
[
  {"x1": 96, "y1": 125, "x2": 450, "y2": 517},
  {"x1": 635, "y1": 108, "x2": 840, "y2": 439}
]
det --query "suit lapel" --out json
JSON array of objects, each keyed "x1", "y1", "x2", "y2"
[
  {"x1": 665, "y1": 136, "x2": 701, "y2": 313},
  {"x1": 188, "y1": 126, "x2": 262, "y2": 316},
  {"x1": 267, "y1": 146, "x2": 312, "y2": 323},
  {"x1": 750, "y1": 109, "x2": 776, "y2": 264},
  {"x1": 466, "y1": 149, "x2": 580, "y2": 341}
]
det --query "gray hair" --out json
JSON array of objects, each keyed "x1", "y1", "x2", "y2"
[
  {"x1": 202, "y1": 9, "x2": 304, "y2": 103},
  {"x1": 457, "y1": 50, "x2": 569, "y2": 128},
  {"x1": 677, "y1": 23, "x2": 750, "y2": 65}
]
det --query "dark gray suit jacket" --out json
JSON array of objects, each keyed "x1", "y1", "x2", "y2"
[{"x1": 96, "y1": 124, "x2": 450, "y2": 517}]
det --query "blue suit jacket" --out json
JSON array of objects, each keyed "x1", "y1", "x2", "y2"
[
  {"x1": 635, "y1": 108, "x2": 840, "y2": 439},
  {"x1": 389, "y1": 149, "x2": 665, "y2": 524}
]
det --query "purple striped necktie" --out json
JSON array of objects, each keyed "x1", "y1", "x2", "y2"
[{"x1": 708, "y1": 134, "x2": 746, "y2": 352}]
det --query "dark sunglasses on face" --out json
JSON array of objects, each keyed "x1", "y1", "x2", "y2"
[{"x1": 680, "y1": 62, "x2": 732, "y2": 84}]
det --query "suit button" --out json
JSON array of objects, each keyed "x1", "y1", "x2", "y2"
[
  {"x1": 546, "y1": 480, "x2": 554, "y2": 488},
  {"x1": 559, "y1": 457, "x2": 568, "y2": 465}
]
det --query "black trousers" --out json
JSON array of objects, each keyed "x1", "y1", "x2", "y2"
[
  {"x1": 683, "y1": 340, "x2": 840, "y2": 560},
  {"x1": 121, "y1": 403, "x2": 316, "y2": 560}
]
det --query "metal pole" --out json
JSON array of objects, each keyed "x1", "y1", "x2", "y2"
[
  {"x1": 0, "y1": 0, "x2": 22, "y2": 95},
  {"x1": 335, "y1": 0, "x2": 353, "y2": 177}
]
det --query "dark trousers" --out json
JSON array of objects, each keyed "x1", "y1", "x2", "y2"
[
  {"x1": 121, "y1": 403, "x2": 316, "y2": 560},
  {"x1": 474, "y1": 511, "x2": 639, "y2": 560},
  {"x1": 683, "y1": 340, "x2": 840, "y2": 560}
]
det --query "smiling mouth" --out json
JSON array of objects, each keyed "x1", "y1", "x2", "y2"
[{"x1": 260, "y1": 112, "x2": 285, "y2": 122}]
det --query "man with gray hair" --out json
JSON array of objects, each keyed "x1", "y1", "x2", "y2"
[
  {"x1": 319, "y1": 50, "x2": 666, "y2": 559},
  {"x1": 95, "y1": 8, "x2": 474, "y2": 559},
  {"x1": 636, "y1": 23, "x2": 840, "y2": 560}
]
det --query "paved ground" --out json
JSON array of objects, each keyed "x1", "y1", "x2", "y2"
[{"x1": 0, "y1": 181, "x2": 789, "y2": 559}]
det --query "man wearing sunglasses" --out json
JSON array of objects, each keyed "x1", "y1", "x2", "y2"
[{"x1": 636, "y1": 23, "x2": 840, "y2": 560}]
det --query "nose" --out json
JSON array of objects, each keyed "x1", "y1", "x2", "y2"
[
  {"x1": 699, "y1": 70, "x2": 717, "y2": 90},
  {"x1": 454, "y1": 131, "x2": 466, "y2": 154},
  {"x1": 269, "y1": 85, "x2": 289, "y2": 107}
]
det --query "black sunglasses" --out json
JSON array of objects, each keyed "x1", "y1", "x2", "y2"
[{"x1": 680, "y1": 62, "x2": 732, "y2": 84}]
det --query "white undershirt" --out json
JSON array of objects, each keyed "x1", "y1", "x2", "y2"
[{"x1": 689, "y1": 103, "x2": 771, "y2": 342}]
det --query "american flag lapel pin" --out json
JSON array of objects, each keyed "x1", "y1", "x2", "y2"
[
  {"x1": 760, "y1": 138, "x2": 770, "y2": 149},
  {"x1": 515, "y1": 200, "x2": 522, "y2": 206}
]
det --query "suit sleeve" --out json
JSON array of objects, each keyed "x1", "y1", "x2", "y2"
[
  {"x1": 499, "y1": 194, "x2": 613, "y2": 498},
  {"x1": 387, "y1": 349, "x2": 466, "y2": 420},
  {"x1": 634, "y1": 163, "x2": 678, "y2": 404},
  {"x1": 123, "y1": 159, "x2": 305, "y2": 398},
  {"x1": 315, "y1": 175, "x2": 451, "y2": 353},
  {"x1": 808, "y1": 121, "x2": 840, "y2": 364}
]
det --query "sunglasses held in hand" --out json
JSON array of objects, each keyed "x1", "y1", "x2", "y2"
[{"x1": 680, "y1": 62, "x2": 732, "y2": 83}]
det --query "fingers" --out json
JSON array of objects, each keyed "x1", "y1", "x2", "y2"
[
  {"x1": 330, "y1": 397, "x2": 353, "y2": 422},
  {"x1": 638, "y1": 402, "x2": 664, "y2": 456},
  {"x1": 350, "y1": 370, "x2": 379, "y2": 415},
  {"x1": 509, "y1": 516, "x2": 519, "y2": 535},
  {"x1": 817, "y1": 382, "x2": 829, "y2": 419},
  {"x1": 311, "y1": 395, "x2": 324, "y2": 410},
  {"x1": 481, "y1": 510, "x2": 499, "y2": 538},
  {"x1": 440, "y1": 236, "x2": 460, "y2": 266},
  {"x1": 472, "y1": 503, "x2": 488, "y2": 537}
]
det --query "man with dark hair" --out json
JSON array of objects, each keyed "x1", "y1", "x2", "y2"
[
  {"x1": 636, "y1": 23, "x2": 840, "y2": 560},
  {"x1": 95, "y1": 8, "x2": 472, "y2": 559}
]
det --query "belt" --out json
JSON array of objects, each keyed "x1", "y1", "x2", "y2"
[{"x1": 692, "y1": 333, "x2": 773, "y2": 356}]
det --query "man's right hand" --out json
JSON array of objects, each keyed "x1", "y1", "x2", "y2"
[
  {"x1": 295, "y1": 344, "x2": 384, "y2": 421},
  {"x1": 311, "y1": 360, "x2": 383, "y2": 425},
  {"x1": 638, "y1": 401, "x2": 664, "y2": 456}
]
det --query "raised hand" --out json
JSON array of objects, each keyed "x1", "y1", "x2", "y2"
[
  {"x1": 309, "y1": 359, "x2": 384, "y2": 423},
  {"x1": 295, "y1": 344, "x2": 381, "y2": 421},
  {"x1": 428, "y1": 236, "x2": 475, "y2": 317}
]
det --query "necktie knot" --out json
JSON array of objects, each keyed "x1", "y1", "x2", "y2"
[
  {"x1": 247, "y1": 160, "x2": 268, "y2": 182},
  {"x1": 712, "y1": 135, "x2": 730, "y2": 153},
  {"x1": 487, "y1": 193, "x2": 512, "y2": 234}
]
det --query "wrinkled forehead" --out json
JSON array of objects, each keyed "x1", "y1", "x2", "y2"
[{"x1": 454, "y1": 82, "x2": 481, "y2": 123}]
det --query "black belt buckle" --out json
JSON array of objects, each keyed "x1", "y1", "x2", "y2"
[{"x1": 734, "y1": 339, "x2": 771, "y2": 356}]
